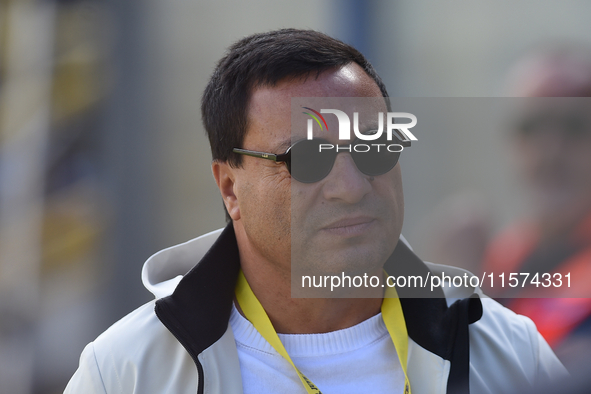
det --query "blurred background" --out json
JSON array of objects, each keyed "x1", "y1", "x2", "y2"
[{"x1": 2, "y1": 0, "x2": 591, "y2": 392}]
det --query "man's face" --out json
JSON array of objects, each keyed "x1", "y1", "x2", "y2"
[
  {"x1": 510, "y1": 64, "x2": 591, "y2": 226},
  {"x1": 513, "y1": 102, "x2": 591, "y2": 222},
  {"x1": 233, "y1": 63, "x2": 404, "y2": 283}
]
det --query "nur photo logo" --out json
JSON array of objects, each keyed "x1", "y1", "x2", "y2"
[{"x1": 302, "y1": 107, "x2": 418, "y2": 150}]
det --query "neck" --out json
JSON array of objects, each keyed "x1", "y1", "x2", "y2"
[
  {"x1": 240, "y1": 262, "x2": 383, "y2": 334},
  {"x1": 235, "y1": 225, "x2": 383, "y2": 334}
]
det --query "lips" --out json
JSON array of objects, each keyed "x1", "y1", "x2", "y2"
[{"x1": 322, "y1": 216, "x2": 376, "y2": 236}]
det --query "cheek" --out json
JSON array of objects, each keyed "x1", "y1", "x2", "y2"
[
  {"x1": 239, "y1": 175, "x2": 291, "y2": 240},
  {"x1": 290, "y1": 183, "x2": 323, "y2": 237},
  {"x1": 385, "y1": 166, "x2": 404, "y2": 208},
  {"x1": 290, "y1": 184, "x2": 315, "y2": 215},
  {"x1": 373, "y1": 167, "x2": 404, "y2": 234}
]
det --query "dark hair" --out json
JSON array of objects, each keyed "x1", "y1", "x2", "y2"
[{"x1": 201, "y1": 28, "x2": 389, "y2": 167}]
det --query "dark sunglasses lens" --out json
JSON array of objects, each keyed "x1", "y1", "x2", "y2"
[
  {"x1": 290, "y1": 139, "x2": 335, "y2": 183},
  {"x1": 352, "y1": 136, "x2": 401, "y2": 176},
  {"x1": 517, "y1": 113, "x2": 590, "y2": 139}
]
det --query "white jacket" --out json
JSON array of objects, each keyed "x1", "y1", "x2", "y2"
[{"x1": 64, "y1": 225, "x2": 566, "y2": 394}]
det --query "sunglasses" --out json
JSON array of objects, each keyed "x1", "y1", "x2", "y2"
[
  {"x1": 515, "y1": 112, "x2": 591, "y2": 139},
  {"x1": 233, "y1": 134, "x2": 406, "y2": 183}
]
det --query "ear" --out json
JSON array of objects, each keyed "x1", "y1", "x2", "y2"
[{"x1": 212, "y1": 160, "x2": 240, "y2": 221}]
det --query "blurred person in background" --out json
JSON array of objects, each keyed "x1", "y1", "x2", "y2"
[{"x1": 482, "y1": 44, "x2": 591, "y2": 370}]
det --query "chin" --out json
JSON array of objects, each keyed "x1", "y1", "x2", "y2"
[{"x1": 294, "y1": 243, "x2": 389, "y2": 277}]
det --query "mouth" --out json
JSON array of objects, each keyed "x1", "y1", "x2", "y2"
[{"x1": 322, "y1": 217, "x2": 376, "y2": 237}]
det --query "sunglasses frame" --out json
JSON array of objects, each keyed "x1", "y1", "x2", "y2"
[
  {"x1": 233, "y1": 136, "x2": 409, "y2": 183},
  {"x1": 232, "y1": 146, "x2": 292, "y2": 173}
]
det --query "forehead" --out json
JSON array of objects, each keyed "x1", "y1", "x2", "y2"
[
  {"x1": 245, "y1": 63, "x2": 383, "y2": 147},
  {"x1": 510, "y1": 58, "x2": 591, "y2": 97}
]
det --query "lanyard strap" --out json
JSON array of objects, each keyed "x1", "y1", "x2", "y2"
[
  {"x1": 382, "y1": 282, "x2": 411, "y2": 394},
  {"x1": 235, "y1": 270, "x2": 411, "y2": 394}
]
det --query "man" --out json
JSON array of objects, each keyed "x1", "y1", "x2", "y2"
[
  {"x1": 65, "y1": 29, "x2": 565, "y2": 394},
  {"x1": 483, "y1": 45, "x2": 591, "y2": 368}
]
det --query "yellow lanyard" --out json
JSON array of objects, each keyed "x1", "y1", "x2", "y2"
[{"x1": 235, "y1": 270, "x2": 411, "y2": 394}]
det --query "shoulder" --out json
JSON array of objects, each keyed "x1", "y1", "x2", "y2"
[
  {"x1": 424, "y1": 262, "x2": 567, "y2": 390},
  {"x1": 472, "y1": 296, "x2": 542, "y2": 357},
  {"x1": 470, "y1": 297, "x2": 568, "y2": 392},
  {"x1": 91, "y1": 301, "x2": 179, "y2": 361},
  {"x1": 66, "y1": 301, "x2": 198, "y2": 393}
]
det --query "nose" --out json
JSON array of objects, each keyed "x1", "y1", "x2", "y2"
[
  {"x1": 321, "y1": 153, "x2": 372, "y2": 204},
  {"x1": 525, "y1": 126, "x2": 569, "y2": 166}
]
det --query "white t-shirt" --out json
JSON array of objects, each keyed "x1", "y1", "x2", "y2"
[{"x1": 229, "y1": 304, "x2": 405, "y2": 394}]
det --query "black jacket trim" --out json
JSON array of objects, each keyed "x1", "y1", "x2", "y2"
[
  {"x1": 155, "y1": 223, "x2": 483, "y2": 393},
  {"x1": 385, "y1": 240, "x2": 483, "y2": 392}
]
